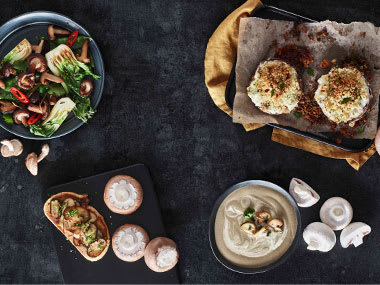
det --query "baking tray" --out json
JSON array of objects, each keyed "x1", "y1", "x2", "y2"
[
  {"x1": 209, "y1": 180, "x2": 301, "y2": 274},
  {"x1": 44, "y1": 164, "x2": 179, "y2": 284},
  {"x1": 225, "y1": 5, "x2": 376, "y2": 152}
]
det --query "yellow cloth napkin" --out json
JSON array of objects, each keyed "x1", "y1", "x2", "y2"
[{"x1": 204, "y1": 0, "x2": 377, "y2": 170}]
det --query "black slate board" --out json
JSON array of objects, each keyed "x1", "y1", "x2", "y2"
[{"x1": 44, "y1": 164, "x2": 179, "y2": 284}]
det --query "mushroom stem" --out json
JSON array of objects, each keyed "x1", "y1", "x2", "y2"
[
  {"x1": 40, "y1": 71, "x2": 64, "y2": 85},
  {"x1": 307, "y1": 240, "x2": 320, "y2": 251},
  {"x1": 31, "y1": 40, "x2": 44, "y2": 53},
  {"x1": 1, "y1": 140, "x2": 14, "y2": 152},
  {"x1": 76, "y1": 39, "x2": 90, "y2": 63},
  {"x1": 353, "y1": 237, "x2": 363, "y2": 247},
  {"x1": 37, "y1": 144, "x2": 49, "y2": 162},
  {"x1": 48, "y1": 25, "x2": 70, "y2": 40}
]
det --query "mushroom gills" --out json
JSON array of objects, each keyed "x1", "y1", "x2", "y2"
[{"x1": 340, "y1": 222, "x2": 371, "y2": 248}]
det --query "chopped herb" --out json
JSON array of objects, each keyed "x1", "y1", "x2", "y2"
[
  {"x1": 276, "y1": 230, "x2": 283, "y2": 233},
  {"x1": 248, "y1": 225, "x2": 252, "y2": 230},
  {"x1": 67, "y1": 208, "x2": 79, "y2": 217},
  {"x1": 341, "y1": 97, "x2": 351, "y2": 104},
  {"x1": 257, "y1": 225, "x2": 263, "y2": 230},
  {"x1": 97, "y1": 241, "x2": 105, "y2": 249},
  {"x1": 2, "y1": 114, "x2": 13, "y2": 124},
  {"x1": 279, "y1": 78, "x2": 285, "y2": 90},
  {"x1": 243, "y1": 208, "x2": 255, "y2": 219},
  {"x1": 306, "y1": 68, "x2": 314, "y2": 76},
  {"x1": 58, "y1": 202, "x2": 67, "y2": 216},
  {"x1": 267, "y1": 231, "x2": 271, "y2": 237},
  {"x1": 293, "y1": 112, "x2": 302, "y2": 118},
  {"x1": 357, "y1": 125, "x2": 365, "y2": 134},
  {"x1": 270, "y1": 89, "x2": 275, "y2": 97},
  {"x1": 39, "y1": 229, "x2": 43, "y2": 232}
]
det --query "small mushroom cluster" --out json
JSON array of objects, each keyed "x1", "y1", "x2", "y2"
[
  {"x1": 0, "y1": 138, "x2": 49, "y2": 176},
  {"x1": 290, "y1": 179, "x2": 371, "y2": 252},
  {"x1": 240, "y1": 207, "x2": 284, "y2": 237}
]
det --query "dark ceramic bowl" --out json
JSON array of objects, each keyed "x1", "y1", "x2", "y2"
[
  {"x1": 209, "y1": 180, "x2": 301, "y2": 274},
  {"x1": 0, "y1": 11, "x2": 104, "y2": 140}
]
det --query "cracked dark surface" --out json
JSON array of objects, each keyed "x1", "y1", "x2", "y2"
[{"x1": 0, "y1": 0, "x2": 380, "y2": 283}]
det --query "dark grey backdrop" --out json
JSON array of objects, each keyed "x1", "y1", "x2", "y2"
[{"x1": 0, "y1": 0, "x2": 379, "y2": 283}]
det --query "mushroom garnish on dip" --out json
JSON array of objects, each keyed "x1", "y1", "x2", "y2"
[
  {"x1": 320, "y1": 197, "x2": 353, "y2": 230},
  {"x1": 144, "y1": 237, "x2": 179, "y2": 272},
  {"x1": 303, "y1": 222, "x2": 336, "y2": 252},
  {"x1": 104, "y1": 175, "x2": 143, "y2": 214},
  {"x1": 112, "y1": 224, "x2": 149, "y2": 262},
  {"x1": 315, "y1": 67, "x2": 370, "y2": 125},
  {"x1": 340, "y1": 222, "x2": 371, "y2": 248},
  {"x1": 289, "y1": 178, "x2": 320, "y2": 207},
  {"x1": 247, "y1": 59, "x2": 302, "y2": 115}
]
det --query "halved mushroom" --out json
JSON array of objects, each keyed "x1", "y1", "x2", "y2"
[
  {"x1": 76, "y1": 39, "x2": 90, "y2": 63},
  {"x1": 268, "y1": 218, "x2": 284, "y2": 232},
  {"x1": 1, "y1": 139, "x2": 23, "y2": 157},
  {"x1": 0, "y1": 80, "x2": 5, "y2": 90},
  {"x1": 17, "y1": 72, "x2": 35, "y2": 90},
  {"x1": 63, "y1": 206, "x2": 90, "y2": 224},
  {"x1": 13, "y1": 109, "x2": 30, "y2": 127},
  {"x1": 240, "y1": 221, "x2": 257, "y2": 234},
  {"x1": 87, "y1": 239, "x2": 107, "y2": 258},
  {"x1": 25, "y1": 152, "x2": 38, "y2": 176},
  {"x1": 27, "y1": 54, "x2": 47, "y2": 73},
  {"x1": 31, "y1": 39, "x2": 44, "y2": 54},
  {"x1": 0, "y1": 100, "x2": 16, "y2": 113},
  {"x1": 320, "y1": 197, "x2": 353, "y2": 231},
  {"x1": 80, "y1": 80, "x2": 93, "y2": 96},
  {"x1": 375, "y1": 127, "x2": 380, "y2": 156},
  {"x1": 2, "y1": 63, "x2": 17, "y2": 78},
  {"x1": 255, "y1": 211, "x2": 271, "y2": 224},
  {"x1": 89, "y1": 212, "x2": 97, "y2": 223},
  {"x1": 50, "y1": 199, "x2": 61, "y2": 219},
  {"x1": 289, "y1": 178, "x2": 320, "y2": 207},
  {"x1": 303, "y1": 222, "x2": 336, "y2": 252},
  {"x1": 38, "y1": 144, "x2": 49, "y2": 162},
  {"x1": 64, "y1": 198, "x2": 75, "y2": 207},
  {"x1": 340, "y1": 222, "x2": 371, "y2": 248},
  {"x1": 27, "y1": 101, "x2": 49, "y2": 115},
  {"x1": 40, "y1": 71, "x2": 64, "y2": 85},
  {"x1": 47, "y1": 25, "x2": 70, "y2": 40},
  {"x1": 254, "y1": 226, "x2": 269, "y2": 237}
]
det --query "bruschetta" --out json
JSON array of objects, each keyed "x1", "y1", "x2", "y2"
[{"x1": 44, "y1": 192, "x2": 110, "y2": 262}]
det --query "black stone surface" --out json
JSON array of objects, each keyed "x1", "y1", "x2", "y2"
[{"x1": 0, "y1": 0, "x2": 379, "y2": 283}]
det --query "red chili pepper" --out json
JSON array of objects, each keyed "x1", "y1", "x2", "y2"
[
  {"x1": 27, "y1": 113, "x2": 43, "y2": 125},
  {"x1": 66, "y1": 30, "x2": 79, "y2": 48},
  {"x1": 10, "y1": 87, "x2": 30, "y2": 103}
]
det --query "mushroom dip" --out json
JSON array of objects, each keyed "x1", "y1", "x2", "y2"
[{"x1": 214, "y1": 185, "x2": 297, "y2": 268}]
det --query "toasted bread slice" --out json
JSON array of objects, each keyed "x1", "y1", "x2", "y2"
[{"x1": 44, "y1": 192, "x2": 110, "y2": 262}]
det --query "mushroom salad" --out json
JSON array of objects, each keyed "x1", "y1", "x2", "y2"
[{"x1": 0, "y1": 25, "x2": 100, "y2": 137}]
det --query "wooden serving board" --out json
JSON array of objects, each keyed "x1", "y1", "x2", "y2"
[{"x1": 44, "y1": 164, "x2": 179, "y2": 284}]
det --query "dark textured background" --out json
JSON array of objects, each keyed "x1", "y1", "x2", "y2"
[{"x1": 0, "y1": 0, "x2": 379, "y2": 283}]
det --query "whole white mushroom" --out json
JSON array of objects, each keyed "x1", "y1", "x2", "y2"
[
  {"x1": 320, "y1": 197, "x2": 353, "y2": 231},
  {"x1": 340, "y1": 222, "x2": 371, "y2": 248},
  {"x1": 289, "y1": 178, "x2": 320, "y2": 207},
  {"x1": 303, "y1": 222, "x2": 336, "y2": 252}
]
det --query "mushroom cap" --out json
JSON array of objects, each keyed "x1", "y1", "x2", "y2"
[
  {"x1": 320, "y1": 197, "x2": 353, "y2": 230},
  {"x1": 1, "y1": 139, "x2": 23, "y2": 157},
  {"x1": 289, "y1": 178, "x2": 320, "y2": 207},
  {"x1": 27, "y1": 54, "x2": 47, "y2": 73},
  {"x1": 144, "y1": 237, "x2": 178, "y2": 272},
  {"x1": 104, "y1": 175, "x2": 143, "y2": 215},
  {"x1": 340, "y1": 222, "x2": 371, "y2": 248},
  {"x1": 112, "y1": 224, "x2": 149, "y2": 262},
  {"x1": 303, "y1": 222, "x2": 336, "y2": 252},
  {"x1": 80, "y1": 80, "x2": 93, "y2": 96},
  {"x1": 25, "y1": 152, "x2": 38, "y2": 176},
  {"x1": 17, "y1": 72, "x2": 35, "y2": 90}
]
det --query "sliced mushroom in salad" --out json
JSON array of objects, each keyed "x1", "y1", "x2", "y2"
[{"x1": 0, "y1": 25, "x2": 100, "y2": 137}]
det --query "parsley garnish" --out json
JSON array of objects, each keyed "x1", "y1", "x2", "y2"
[
  {"x1": 341, "y1": 97, "x2": 351, "y2": 104},
  {"x1": 67, "y1": 209, "x2": 79, "y2": 217},
  {"x1": 293, "y1": 112, "x2": 302, "y2": 118},
  {"x1": 2, "y1": 114, "x2": 13, "y2": 124},
  {"x1": 267, "y1": 231, "x2": 271, "y2": 237},
  {"x1": 243, "y1": 208, "x2": 255, "y2": 218},
  {"x1": 357, "y1": 126, "x2": 365, "y2": 134},
  {"x1": 306, "y1": 68, "x2": 314, "y2": 76},
  {"x1": 270, "y1": 89, "x2": 275, "y2": 97}
]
